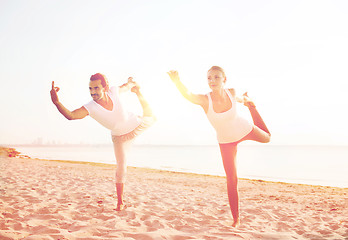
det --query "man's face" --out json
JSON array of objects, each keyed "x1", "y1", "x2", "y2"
[{"x1": 89, "y1": 80, "x2": 106, "y2": 101}]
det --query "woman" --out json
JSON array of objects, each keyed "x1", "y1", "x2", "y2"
[{"x1": 167, "y1": 66, "x2": 271, "y2": 227}]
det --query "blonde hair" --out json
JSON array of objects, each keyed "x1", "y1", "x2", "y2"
[{"x1": 208, "y1": 66, "x2": 226, "y2": 78}]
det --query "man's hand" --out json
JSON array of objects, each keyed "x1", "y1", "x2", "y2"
[
  {"x1": 125, "y1": 76, "x2": 140, "y2": 94},
  {"x1": 50, "y1": 81, "x2": 60, "y2": 105},
  {"x1": 119, "y1": 77, "x2": 137, "y2": 93},
  {"x1": 128, "y1": 77, "x2": 134, "y2": 83}
]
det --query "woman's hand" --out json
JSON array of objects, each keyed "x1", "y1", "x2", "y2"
[
  {"x1": 242, "y1": 92, "x2": 256, "y2": 108},
  {"x1": 167, "y1": 70, "x2": 180, "y2": 83}
]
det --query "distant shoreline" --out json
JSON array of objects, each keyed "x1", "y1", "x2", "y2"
[{"x1": 2, "y1": 145, "x2": 348, "y2": 189}]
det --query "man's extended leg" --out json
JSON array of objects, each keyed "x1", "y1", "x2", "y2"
[{"x1": 131, "y1": 85, "x2": 153, "y2": 117}]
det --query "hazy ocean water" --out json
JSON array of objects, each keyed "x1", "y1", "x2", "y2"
[{"x1": 14, "y1": 144, "x2": 348, "y2": 188}]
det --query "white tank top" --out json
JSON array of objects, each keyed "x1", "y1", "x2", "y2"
[
  {"x1": 83, "y1": 86, "x2": 141, "y2": 136},
  {"x1": 206, "y1": 89, "x2": 253, "y2": 143}
]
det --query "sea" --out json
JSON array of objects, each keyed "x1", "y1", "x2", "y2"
[{"x1": 13, "y1": 144, "x2": 348, "y2": 188}]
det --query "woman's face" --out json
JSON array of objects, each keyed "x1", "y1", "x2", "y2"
[{"x1": 207, "y1": 69, "x2": 226, "y2": 90}]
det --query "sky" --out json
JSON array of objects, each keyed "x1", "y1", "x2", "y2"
[{"x1": 1, "y1": 0, "x2": 348, "y2": 146}]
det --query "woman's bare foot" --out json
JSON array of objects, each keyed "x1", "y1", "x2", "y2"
[
  {"x1": 242, "y1": 92, "x2": 256, "y2": 108},
  {"x1": 232, "y1": 218, "x2": 240, "y2": 228}
]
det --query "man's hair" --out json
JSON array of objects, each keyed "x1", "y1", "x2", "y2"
[{"x1": 90, "y1": 73, "x2": 109, "y2": 90}]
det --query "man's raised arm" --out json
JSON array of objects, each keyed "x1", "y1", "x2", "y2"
[{"x1": 50, "y1": 81, "x2": 88, "y2": 120}]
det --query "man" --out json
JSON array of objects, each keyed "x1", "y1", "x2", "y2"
[{"x1": 50, "y1": 73, "x2": 155, "y2": 211}]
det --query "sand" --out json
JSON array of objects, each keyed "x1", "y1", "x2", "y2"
[{"x1": 0, "y1": 156, "x2": 347, "y2": 240}]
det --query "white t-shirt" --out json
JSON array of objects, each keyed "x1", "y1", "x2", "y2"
[{"x1": 83, "y1": 86, "x2": 141, "y2": 136}]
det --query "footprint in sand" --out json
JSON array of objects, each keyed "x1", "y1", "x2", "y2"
[
  {"x1": 162, "y1": 210, "x2": 177, "y2": 221},
  {"x1": 140, "y1": 213, "x2": 152, "y2": 221},
  {"x1": 144, "y1": 219, "x2": 164, "y2": 231},
  {"x1": 117, "y1": 209, "x2": 136, "y2": 219}
]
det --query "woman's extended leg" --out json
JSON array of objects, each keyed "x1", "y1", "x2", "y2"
[
  {"x1": 219, "y1": 142, "x2": 240, "y2": 227},
  {"x1": 248, "y1": 106, "x2": 270, "y2": 135},
  {"x1": 240, "y1": 93, "x2": 271, "y2": 143}
]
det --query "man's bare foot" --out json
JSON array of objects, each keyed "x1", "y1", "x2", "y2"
[
  {"x1": 116, "y1": 203, "x2": 125, "y2": 211},
  {"x1": 232, "y1": 218, "x2": 240, "y2": 228},
  {"x1": 131, "y1": 83, "x2": 140, "y2": 94}
]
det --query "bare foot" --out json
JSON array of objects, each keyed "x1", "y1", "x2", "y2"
[
  {"x1": 116, "y1": 203, "x2": 125, "y2": 211},
  {"x1": 242, "y1": 92, "x2": 256, "y2": 108},
  {"x1": 232, "y1": 218, "x2": 240, "y2": 228},
  {"x1": 131, "y1": 84, "x2": 141, "y2": 94}
]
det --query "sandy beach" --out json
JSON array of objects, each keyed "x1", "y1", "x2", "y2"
[{"x1": 1, "y1": 155, "x2": 347, "y2": 240}]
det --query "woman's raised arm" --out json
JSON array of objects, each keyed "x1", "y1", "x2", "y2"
[{"x1": 167, "y1": 70, "x2": 207, "y2": 107}]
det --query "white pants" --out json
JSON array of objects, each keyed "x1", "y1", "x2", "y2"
[{"x1": 111, "y1": 115, "x2": 155, "y2": 183}]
